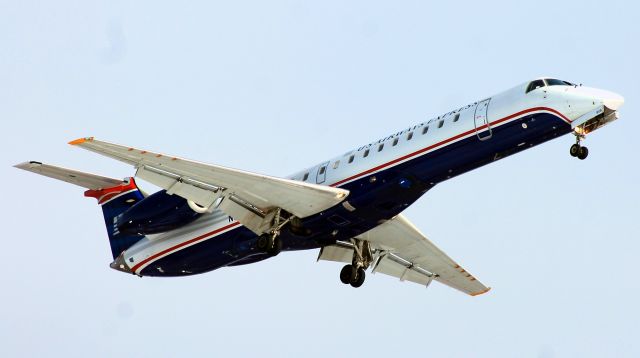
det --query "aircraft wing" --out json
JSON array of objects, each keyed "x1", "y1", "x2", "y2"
[
  {"x1": 319, "y1": 214, "x2": 490, "y2": 296},
  {"x1": 69, "y1": 137, "x2": 349, "y2": 235}
]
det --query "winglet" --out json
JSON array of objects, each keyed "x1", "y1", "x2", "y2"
[
  {"x1": 470, "y1": 287, "x2": 492, "y2": 296},
  {"x1": 68, "y1": 137, "x2": 94, "y2": 145}
]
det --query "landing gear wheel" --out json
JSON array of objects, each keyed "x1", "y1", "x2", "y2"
[
  {"x1": 256, "y1": 235, "x2": 270, "y2": 251},
  {"x1": 577, "y1": 146, "x2": 589, "y2": 160},
  {"x1": 569, "y1": 144, "x2": 580, "y2": 157},
  {"x1": 339, "y1": 265, "x2": 352, "y2": 284},
  {"x1": 350, "y1": 267, "x2": 366, "y2": 288},
  {"x1": 257, "y1": 234, "x2": 281, "y2": 256}
]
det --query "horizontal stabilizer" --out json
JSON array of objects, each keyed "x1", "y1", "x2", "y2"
[{"x1": 14, "y1": 161, "x2": 125, "y2": 190}]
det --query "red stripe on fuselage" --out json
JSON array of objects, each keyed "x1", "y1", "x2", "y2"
[
  {"x1": 131, "y1": 221, "x2": 241, "y2": 273},
  {"x1": 331, "y1": 106, "x2": 569, "y2": 187}
]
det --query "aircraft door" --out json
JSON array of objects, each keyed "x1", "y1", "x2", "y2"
[
  {"x1": 316, "y1": 161, "x2": 329, "y2": 184},
  {"x1": 474, "y1": 98, "x2": 492, "y2": 141}
]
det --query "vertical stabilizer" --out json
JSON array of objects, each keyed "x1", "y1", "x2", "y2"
[{"x1": 84, "y1": 178, "x2": 146, "y2": 259}]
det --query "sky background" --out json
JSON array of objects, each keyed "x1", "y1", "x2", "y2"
[{"x1": 1, "y1": 1, "x2": 639, "y2": 357}]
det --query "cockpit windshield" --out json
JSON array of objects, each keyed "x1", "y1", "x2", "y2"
[
  {"x1": 525, "y1": 80, "x2": 545, "y2": 93},
  {"x1": 526, "y1": 78, "x2": 575, "y2": 93},
  {"x1": 545, "y1": 78, "x2": 574, "y2": 86}
]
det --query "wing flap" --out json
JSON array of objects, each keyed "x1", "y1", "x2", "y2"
[
  {"x1": 317, "y1": 244, "x2": 353, "y2": 263},
  {"x1": 372, "y1": 253, "x2": 434, "y2": 286},
  {"x1": 359, "y1": 215, "x2": 490, "y2": 296},
  {"x1": 317, "y1": 241, "x2": 436, "y2": 287}
]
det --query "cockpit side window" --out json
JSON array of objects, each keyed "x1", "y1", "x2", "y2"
[{"x1": 526, "y1": 80, "x2": 546, "y2": 93}]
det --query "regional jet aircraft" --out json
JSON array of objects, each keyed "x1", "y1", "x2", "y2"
[{"x1": 15, "y1": 78, "x2": 624, "y2": 295}]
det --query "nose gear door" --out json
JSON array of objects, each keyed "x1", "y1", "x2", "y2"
[{"x1": 474, "y1": 98, "x2": 492, "y2": 141}]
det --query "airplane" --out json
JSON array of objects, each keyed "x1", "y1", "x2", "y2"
[{"x1": 14, "y1": 77, "x2": 624, "y2": 296}]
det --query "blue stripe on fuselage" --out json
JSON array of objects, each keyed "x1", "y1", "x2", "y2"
[{"x1": 140, "y1": 112, "x2": 572, "y2": 277}]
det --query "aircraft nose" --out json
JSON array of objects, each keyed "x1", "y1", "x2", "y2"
[
  {"x1": 577, "y1": 87, "x2": 625, "y2": 111},
  {"x1": 602, "y1": 91, "x2": 624, "y2": 111}
]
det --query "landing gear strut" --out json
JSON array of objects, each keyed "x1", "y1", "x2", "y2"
[
  {"x1": 338, "y1": 239, "x2": 372, "y2": 288},
  {"x1": 256, "y1": 208, "x2": 290, "y2": 256},
  {"x1": 570, "y1": 135, "x2": 589, "y2": 160}
]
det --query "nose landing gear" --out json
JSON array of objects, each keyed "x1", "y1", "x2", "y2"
[{"x1": 570, "y1": 135, "x2": 589, "y2": 160}]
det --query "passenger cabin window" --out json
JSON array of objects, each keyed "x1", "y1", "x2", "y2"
[
  {"x1": 422, "y1": 126, "x2": 429, "y2": 134},
  {"x1": 333, "y1": 161, "x2": 340, "y2": 169},
  {"x1": 526, "y1": 80, "x2": 546, "y2": 93},
  {"x1": 392, "y1": 138, "x2": 399, "y2": 146},
  {"x1": 303, "y1": 172, "x2": 309, "y2": 181},
  {"x1": 407, "y1": 132, "x2": 413, "y2": 141},
  {"x1": 318, "y1": 166, "x2": 326, "y2": 175},
  {"x1": 348, "y1": 155, "x2": 354, "y2": 163},
  {"x1": 453, "y1": 113, "x2": 460, "y2": 122},
  {"x1": 378, "y1": 144, "x2": 384, "y2": 152},
  {"x1": 363, "y1": 149, "x2": 370, "y2": 157},
  {"x1": 438, "y1": 120, "x2": 444, "y2": 128}
]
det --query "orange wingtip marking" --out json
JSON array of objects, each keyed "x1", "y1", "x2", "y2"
[
  {"x1": 470, "y1": 287, "x2": 491, "y2": 296},
  {"x1": 68, "y1": 137, "x2": 94, "y2": 145}
]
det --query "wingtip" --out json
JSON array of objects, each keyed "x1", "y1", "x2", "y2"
[
  {"x1": 68, "y1": 137, "x2": 94, "y2": 145},
  {"x1": 470, "y1": 287, "x2": 491, "y2": 297},
  {"x1": 14, "y1": 161, "x2": 42, "y2": 170}
]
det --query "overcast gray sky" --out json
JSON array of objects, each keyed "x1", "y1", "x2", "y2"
[{"x1": 1, "y1": 1, "x2": 639, "y2": 357}]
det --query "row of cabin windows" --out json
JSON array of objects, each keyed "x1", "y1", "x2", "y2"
[{"x1": 298, "y1": 111, "x2": 463, "y2": 181}]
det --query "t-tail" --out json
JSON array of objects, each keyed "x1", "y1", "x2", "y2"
[{"x1": 13, "y1": 161, "x2": 145, "y2": 260}]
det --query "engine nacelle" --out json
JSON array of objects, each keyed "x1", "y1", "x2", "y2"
[{"x1": 117, "y1": 190, "x2": 201, "y2": 236}]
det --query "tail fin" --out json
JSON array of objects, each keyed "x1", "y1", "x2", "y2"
[
  {"x1": 84, "y1": 178, "x2": 145, "y2": 259},
  {"x1": 14, "y1": 161, "x2": 145, "y2": 259}
]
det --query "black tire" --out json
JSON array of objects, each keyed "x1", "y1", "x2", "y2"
[
  {"x1": 256, "y1": 235, "x2": 269, "y2": 251},
  {"x1": 350, "y1": 268, "x2": 366, "y2": 288},
  {"x1": 578, "y1": 146, "x2": 589, "y2": 160},
  {"x1": 570, "y1": 144, "x2": 580, "y2": 157},
  {"x1": 340, "y1": 265, "x2": 352, "y2": 284}
]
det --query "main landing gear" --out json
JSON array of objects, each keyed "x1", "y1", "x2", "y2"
[
  {"x1": 569, "y1": 135, "x2": 589, "y2": 160},
  {"x1": 257, "y1": 233, "x2": 282, "y2": 256},
  {"x1": 339, "y1": 239, "x2": 373, "y2": 288},
  {"x1": 256, "y1": 208, "x2": 290, "y2": 257}
]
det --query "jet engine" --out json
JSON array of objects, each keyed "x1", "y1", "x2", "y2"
[{"x1": 117, "y1": 190, "x2": 202, "y2": 236}]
